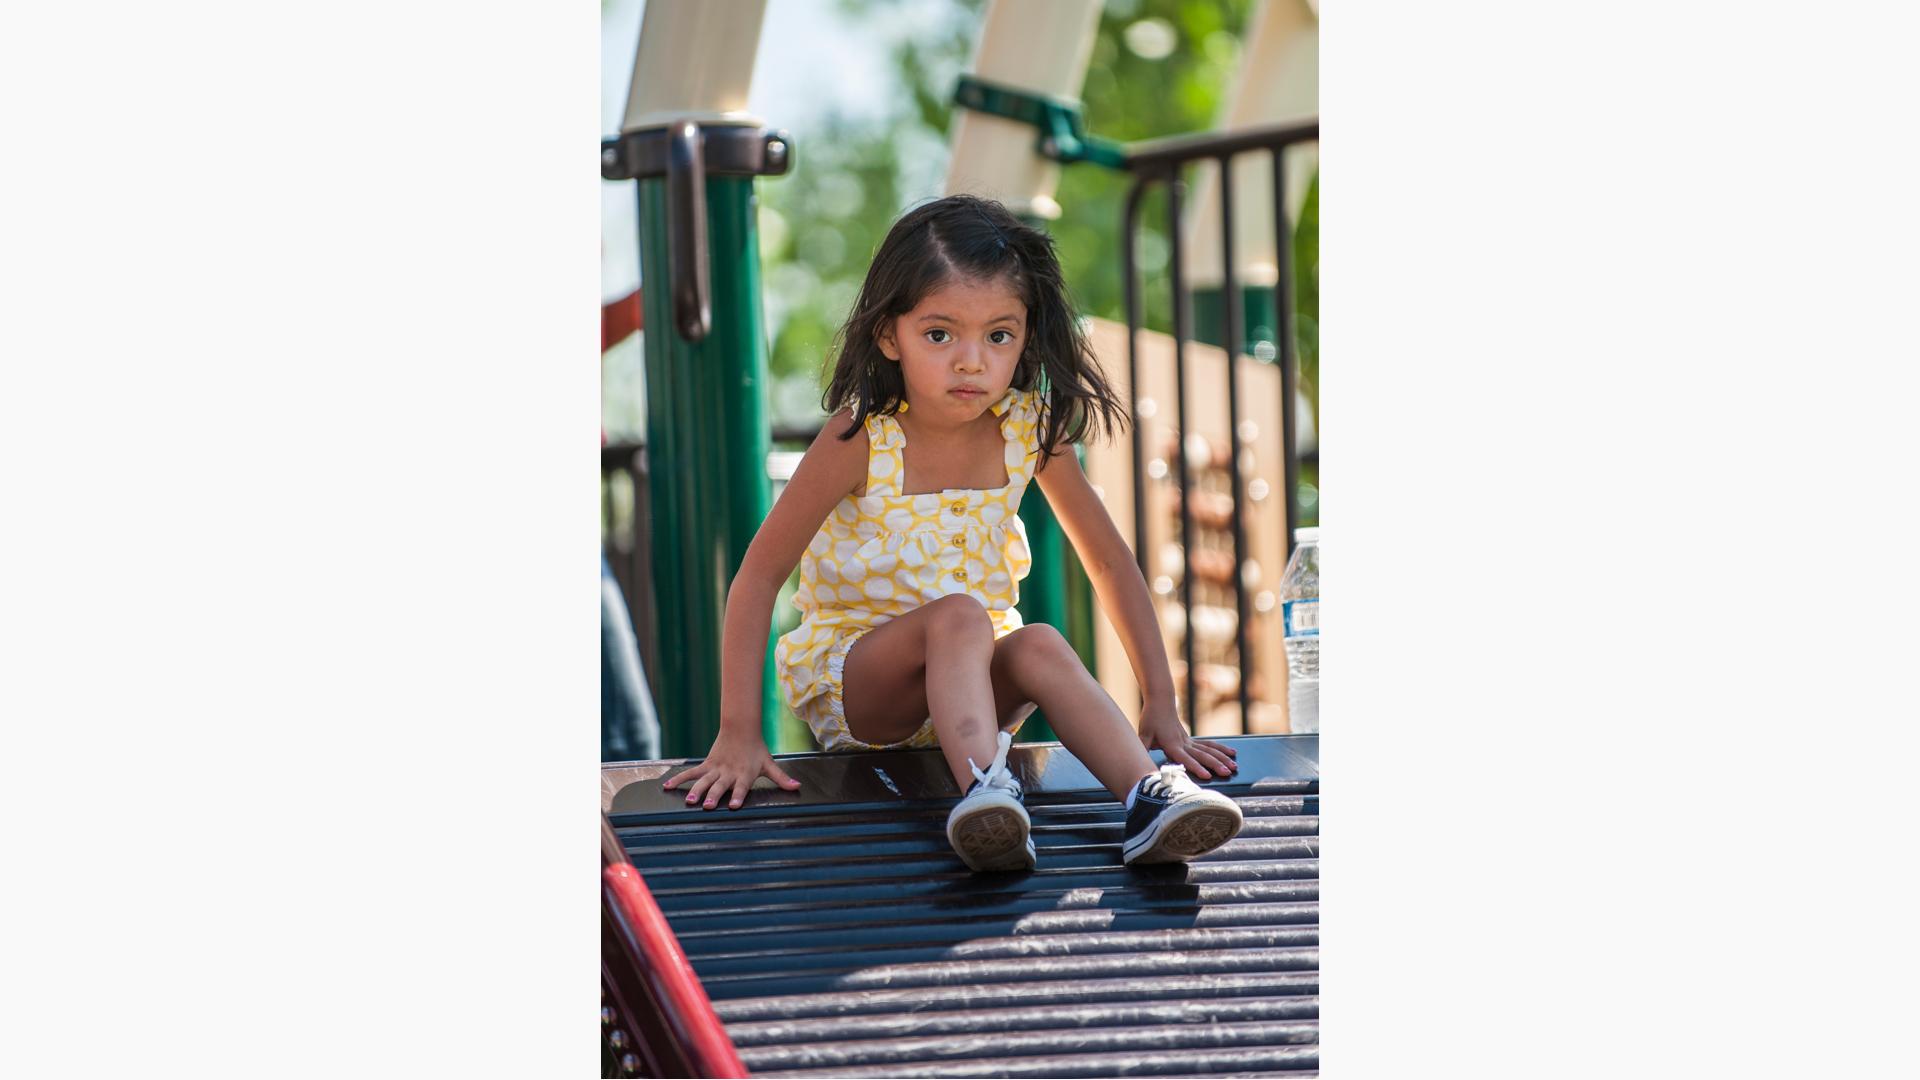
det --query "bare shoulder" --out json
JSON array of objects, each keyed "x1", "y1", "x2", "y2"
[
  {"x1": 806, "y1": 405, "x2": 867, "y2": 465},
  {"x1": 779, "y1": 407, "x2": 868, "y2": 502}
]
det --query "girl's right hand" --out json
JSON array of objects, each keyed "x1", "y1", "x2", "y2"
[{"x1": 660, "y1": 728, "x2": 801, "y2": 810}]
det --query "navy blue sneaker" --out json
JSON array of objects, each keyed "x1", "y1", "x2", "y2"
[
  {"x1": 1121, "y1": 764, "x2": 1243, "y2": 865},
  {"x1": 946, "y1": 731, "x2": 1034, "y2": 872}
]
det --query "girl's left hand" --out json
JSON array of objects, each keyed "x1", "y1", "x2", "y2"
[{"x1": 1138, "y1": 699, "x2": 1239, "y2": 781}]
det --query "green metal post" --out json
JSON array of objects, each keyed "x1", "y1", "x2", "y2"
[
  {"x1": 637, "y1": 174, "x2": 778, "y2": 756},
  {"x1": 1014, "y1": 471, "x2": 1063, "y2": 743}
]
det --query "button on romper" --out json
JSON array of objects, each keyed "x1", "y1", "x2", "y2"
[{"x1": 774, "y1": 387, "x2": 1044, "y2": 751}]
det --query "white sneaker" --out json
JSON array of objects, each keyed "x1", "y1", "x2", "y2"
[
  {"x1": 945, "y1": 731, "x2": 1035, "y2": 872},
  {"x1": 1121, "y1": 764, "x2": 1244, "y2": 865}
]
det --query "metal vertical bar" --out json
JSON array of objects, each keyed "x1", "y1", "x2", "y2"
[
  {"x1": 637, "y1": 170, "x2": 776, "y2": 755},
  {"x1": 635, "y1": 186, "x2": 700, "y2": 754},
  {"x1": 708, "y1": 179, "x2": 781, "y2": 751},
  {"x1": 1167, "y1": 174, "x2": 1198, "y2": 727},
  {"x1": 1121, "y1": 178, "x2": 1149, "y2": 584},
  {"x1": 1218, "y1": 152, "x2": 1253, "y2": 732},
  {"x1": 631, "y1": 450, "x2": 659, "y2": 710},
  {"x1": 1011, "y1": 491, "x2": 1065, "y2": 743},
  {"x1": 1272, "y1": 149, "x2": 1299, "y2": 565},
  {"x1": 603, "y1": 466, "x2": 617, "y2": 549}
]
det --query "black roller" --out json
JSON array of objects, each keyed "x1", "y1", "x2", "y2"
[
  {"x1": 712, "y1": 971, "x2": 1318, "y2": 1024},
  {"x1": 724, "y1": 996, "x2": 1321, "y2": 1047},
  {"x1": 753, "y1": 1043, "x2": 1320, "y2": 1078}
]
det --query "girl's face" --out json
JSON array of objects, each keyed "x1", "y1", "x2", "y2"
[{"x1": 876, "y1": 275, "x2": 1027, "y2": 424}]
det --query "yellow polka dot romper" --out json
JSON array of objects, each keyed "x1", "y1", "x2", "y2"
[{"x1": 774, "y1": 388, "x2": 1043, "y2": 751}]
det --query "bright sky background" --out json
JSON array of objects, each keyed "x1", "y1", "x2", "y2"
[{"x1": 602, "y1": 0, "x2": 955, "y2": 302}]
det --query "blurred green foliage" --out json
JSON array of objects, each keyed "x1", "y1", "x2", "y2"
[{"x1": 761, "y1": 0, "x2": 1313, "y2": 419}]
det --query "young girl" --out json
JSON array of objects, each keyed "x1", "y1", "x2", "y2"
[{"x1": 663, "y1": 194, "x2": 1243, "y2": 872}]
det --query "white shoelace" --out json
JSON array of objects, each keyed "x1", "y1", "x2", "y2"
[
  {"x1": 967, "y1": 730, "x2": 1019, "y2": 794},
  {"x1": 1143, "y1": 763, "x2": 1195, "y2": 800}
]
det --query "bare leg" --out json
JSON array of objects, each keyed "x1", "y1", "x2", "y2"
[
  {"x1": 841, "y1": 594, "x2": 1003, "y2": 792},
  {"x1": 990, "y1": 624, "x2": 1158, "y2": 800}
]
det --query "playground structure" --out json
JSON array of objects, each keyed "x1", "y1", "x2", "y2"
[{"x1": 602, "y1": 1, "x2": 1318, "y2": 1075}]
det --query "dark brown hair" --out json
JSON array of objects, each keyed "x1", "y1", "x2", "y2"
[{"x1": 820, "y1": 193, "x2": 1127, "y2": 470}]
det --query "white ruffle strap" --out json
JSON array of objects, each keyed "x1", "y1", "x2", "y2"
[
  {"x1": 1000, "y1": 389, "x2": 1042, "y2": 486},
  {"x1": 864, "y1": 411, "x2": 907, "y2": 497},
  {"x1": 867, "y1": 413, "x2": 906, "y2": 451}
]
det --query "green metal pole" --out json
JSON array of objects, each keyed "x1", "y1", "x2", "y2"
[
  {"x1": 1014, "y1": 467, "x2": 1065, "y2": 744},
  {"x1": 1024, "y1": 443, "x2": 1099, "y2": 684},
  {"x1": 637, "y1": 173, "x2": 778, "y2": 756}
]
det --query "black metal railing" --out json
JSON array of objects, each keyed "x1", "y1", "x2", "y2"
[{"x1": 1120, "y1": 118, "x2": 1319, "y2": 733}]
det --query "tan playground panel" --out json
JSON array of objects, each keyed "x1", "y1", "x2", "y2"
[{"x1": 1080, "y1": 317, "x2": 1293, "y2": 738}]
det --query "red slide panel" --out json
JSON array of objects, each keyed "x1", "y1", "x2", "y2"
[
  {"x1": 603, "y1": 289, "x2": 644, "y2": 352},
  {"x1": 602, "y1": 819, "x2": 747, "y2": 1079}
]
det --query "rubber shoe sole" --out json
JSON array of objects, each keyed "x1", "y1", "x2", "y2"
[
  {"x1": 1122, "y1": 796, "x2": 1244, "y2": 865},
  {"x1": 947, "y1": 796, "x2": 1035, "y2": 872}
]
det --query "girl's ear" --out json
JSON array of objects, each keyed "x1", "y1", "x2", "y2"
[{"x1": 874, "y1": 319, "x2": 899, "y2": 362}]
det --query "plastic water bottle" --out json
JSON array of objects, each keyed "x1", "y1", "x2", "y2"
[{"x1": 1280, "y1": 527, "x2": 1319, "y2": 733}]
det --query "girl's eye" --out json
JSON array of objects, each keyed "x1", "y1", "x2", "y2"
[
  {"x1": 989, "y1": 330, "x2": 1014, "y2": 345},
  {"x1": 926, "y1": 329, "x2": 951, "y2": 344}
]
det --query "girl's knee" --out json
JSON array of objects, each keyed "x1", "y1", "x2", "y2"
[
  {"x1": 922, "y1": 593, "x2": 994, "y2": 640},
  {"x1": 1001, "y1": 623, "x2": 1079, "y2": 678}
]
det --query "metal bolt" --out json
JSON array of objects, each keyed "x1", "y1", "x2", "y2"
[
  {"x1": 602, "y1": 147, "x2": 618, "y2": 168},
  {"x1": 608, "y1": 1029, "x2": 627, "y2": 1050},
  {"x1": 601, "y1": 1005, "x2": 615, "y2": 1026},
  {"x1": 619, "y1": 1053, "x2": 640, "y2": 1074},
  {"x1": 766, "y1": 138, "x2": 787, "y2": 161}
]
